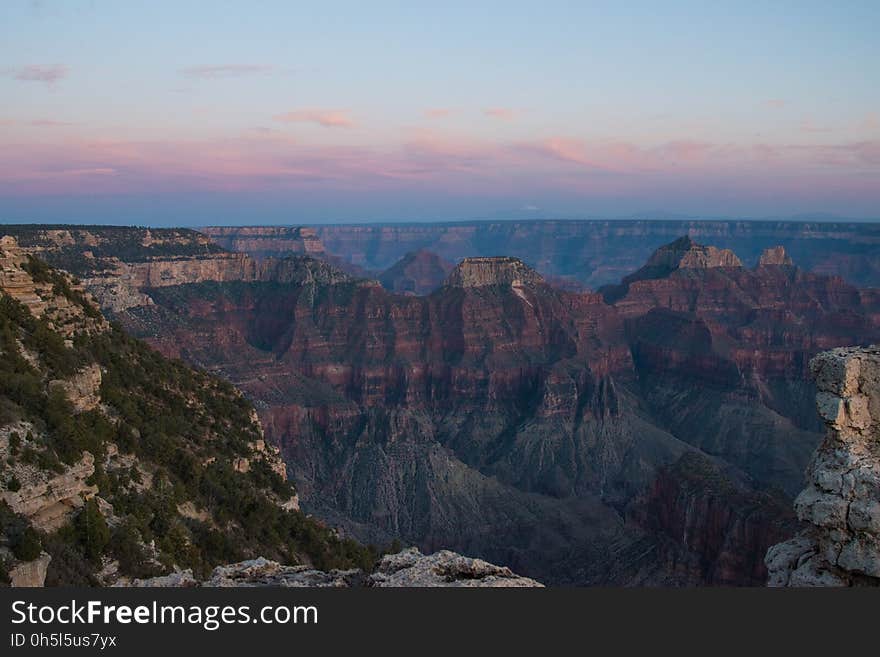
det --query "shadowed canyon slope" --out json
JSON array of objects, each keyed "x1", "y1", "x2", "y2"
[{"x1": 4, "y1": 224, "x2": 879, "y2": 585}]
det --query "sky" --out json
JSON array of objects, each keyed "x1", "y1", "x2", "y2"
[{"x1": 1, "y1": 1, "x2": 879, "y2": 226}]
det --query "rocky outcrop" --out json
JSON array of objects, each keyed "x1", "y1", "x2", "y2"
[
  {"x1": 7, "y1": 552, "x2": 52, "y2": 587},
  {"x1": 48, "y1": 363, "x2": 102, "y2": 412},
  {"x1": 0, "y1": 450, "x2": 98, "y2": 532},
  {"x1": 0, "y1": 236, "x2": 107, "y2": 334},
  {"x1": 643, "y1": 236, "x2": 743, "y2": 271},
  {"x1": 369, "y1": 548, "x2": 542, "y2": 587},
  {"x1": 85, "y1": 253, "x2": 354, "y2": 312},
  {"x1": 758, "y1": 246, "x2": 794, "y2": 266},
  {"x1": 119, "y1": 549, "x2": 541, "y2": 587},
  {"x1": 766, "y1": 346, "x2": 880, "y2": 586},
  {"x1": 445, "y1": 256, "x2": 545, "y2": 288}
]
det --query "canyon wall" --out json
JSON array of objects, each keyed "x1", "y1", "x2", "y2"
[{"x1": 112, "y1": 239, "x2": 880, "y2": 584}]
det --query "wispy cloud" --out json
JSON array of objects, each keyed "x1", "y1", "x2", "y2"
[
  {"x1": 0, "y1": 118, "x2": 75, "y2": 127},
  {"x1": 274, "y1": 109, "x2": 354, "y2": 128},
  {"x1": 800, "y1": 119, "x2": 832, "y2": 133},
  {"x1": 2, "y1": 133, "x2": 877, "y2": 204},
  {"x1": 181, "y1": 64, "x2": 273, "y2": 79},
  {"x1": 484, "y1": 107, "x2": 518, "y2": 121},
  {"x1": 860, "y1": 112, "x2": 879, "y2": 132},
  {"x1": 424, "y1": 108, "x2": 453, "y2": 119},
  {"x1": 765, "y1": 99, "x2": 786, "y2": 109},
  {"x1": 29, "y1": 119, "x2": 75, "y2": 127},
  {"x1": 4, "y1": 64, "x2": 69, "y2": 86}
]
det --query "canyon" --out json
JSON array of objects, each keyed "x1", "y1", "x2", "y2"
[{"x1": 3, "y1": 222, "x2": 879, "y2": 585}]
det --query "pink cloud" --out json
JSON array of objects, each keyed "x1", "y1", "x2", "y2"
[
  {"x1": 0, "y1": 119, "x2": 74, "y2": 127},
  {"x1": 181, "y1": 65, "x2": 273, "y2": 79},
  {"x1": 765, "y1": 99, "x2": 786, "y2": 109},
  {"x1": 520, "y1": 137, "x2": 610, "y2": 170},
  {"x1": 274, "y1": 109, "x2": 354, "y2": 128},
  {"x1": 4, "y1": 64, "x2": 68, "y2": 86},
  {"x1": 1, "y1": 131, "x2": 877, "y2": 202},
  {"x1": 658, "y1": 140, "x2": 714, "y2": 162},
  {"x1": 29, "y1": 119, "x2": 75, "y2": 127},
  {"x1": 800, "y1": 119, "x2": 831, "y2": 133},
  {"x1": 860, "y1": 113, "x2": 879, "y2": 132},
  {"x1": 424, "y1": 108, "x2": 453, "y2": 119},
  {"x1": 484, "y1": 107, "x2": 518, "y2": 121}
]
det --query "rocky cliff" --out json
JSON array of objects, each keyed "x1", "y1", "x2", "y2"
[
  {"x1": 766, "y1": 345, "x2": 880, "y2": 586},
  {"x1": 120, "y1": 548, "x2": 542, "y2": 588},
  {"x1": 0, "y1": 226, "x2": 355, "y2": 313},
  {"x1": 445, "y1": 256, "x2": 546, "y2": 288},
  {"x1": 201, "y1": 226, "x2": 327, "y2": 258},
  {"x1": 759, "y1": 246, "x2": 794, "y2": 267}
]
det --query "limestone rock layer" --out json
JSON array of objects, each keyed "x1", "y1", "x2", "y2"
[{"x1": 766, "y1": 345, "x2": 880, "y2": 586}]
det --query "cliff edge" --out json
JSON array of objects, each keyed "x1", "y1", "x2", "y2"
[{"x1": 766, "y1": 345, "x2": 880, "y2": 586}]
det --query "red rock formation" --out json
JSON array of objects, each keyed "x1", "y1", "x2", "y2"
[{"x1": 49, "y1": 230, "x2": 880, "y2": 585}]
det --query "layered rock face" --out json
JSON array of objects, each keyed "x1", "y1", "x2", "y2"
[
  {"x1": 445, "y1": 256, "x2": 546, "y2": 288},
  {"x1": 766, "y1": 346, "x2": 880, "y2": 586},
  {"x1": 84, "y1": 252, "x2": 354, "y2": 312},
  {"x1": 0, "y1": 443, "x2": 98, "y2": 533},
  {"x1": 642, "y1": 236, "x2": 742, "y2": 270},
  {"x1": 107, "y1": 235, "x2": 880, "y2": 585},
  {"x1": 201, "y1": 226, "x2": 327, "y2": 258},
  {"x1": 0, "y1": 236, "x2": 108, "y2": 334},
  {"x1": 121, "y1": 548, "x2": 542, "y2": 587},
  {"x1": 6, "y1": 226, "x2": 878, "y2": 586},
  {"x1": 0, "y1": 226, "x2": 353, "y2": 313},
  {"x1": 759, "y1": 246, "x2": 794, "y2": 266}
]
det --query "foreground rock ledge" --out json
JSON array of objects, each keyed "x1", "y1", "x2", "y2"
[
  {"x1": 118, "y1": 548, "x2": 543, "y2": 588},
  {"x1": 765, "y1": 345, "x2": 880, "y2": 586}
]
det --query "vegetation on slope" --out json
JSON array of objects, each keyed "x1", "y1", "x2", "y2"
[{"x1": 0, "y1": 254, "x2": 377, "y2": 586}]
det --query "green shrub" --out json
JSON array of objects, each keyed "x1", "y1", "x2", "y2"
[
  {"x1": 10, "y1": 525, "x2": 42, "y2": 562},
  {"x1": 73, "y1": 499, "x2": 110, "y2": 564}
]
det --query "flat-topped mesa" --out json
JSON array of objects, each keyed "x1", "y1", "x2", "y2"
[
  {"x1": 645, "y1": 236, "x2": 743, "y2": 271},
  {"x1": 445, "y1": 256, "x2": 545, "y2": 289},
  {"x1": 758, "y1": 245, "x2": 794, "y2": 267},
  {"x1": 765, "y1": 345, "x2": 880, "y2": 586}
]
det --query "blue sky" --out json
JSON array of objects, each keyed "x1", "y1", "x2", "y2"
[{"x1": 1, "y1": 1, "x2": 878, "y2": 225}]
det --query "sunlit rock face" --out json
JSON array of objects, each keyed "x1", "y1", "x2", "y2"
[
  {"x1": 759, "y1": 246, "x2": 794, "y2": 267},
  {"x1": 117, "y1": 549, "x2": 543, "y2": 588},
  {"x1": 766, "y1": 346, "x2": 880, "y2": 586},
  {"x1": 445, "y1": 256, "x2": 546, "y2": 288}
]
